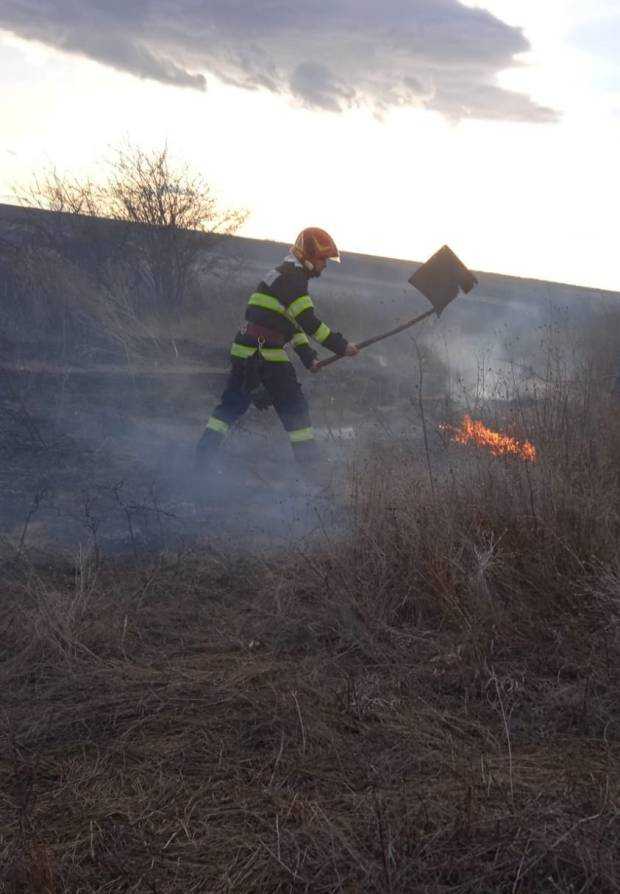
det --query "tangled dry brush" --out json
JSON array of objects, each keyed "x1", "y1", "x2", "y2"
[{"x1": 1, "y1": 358, "x2": 619, "y2": 892}]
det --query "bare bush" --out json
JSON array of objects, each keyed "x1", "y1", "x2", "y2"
[
  {"x1": 7, "y1": 145, "x2": 248, "y2": 359},
  {"x1": 20, "y1": 145, "x2": 247, "y2": 299}
]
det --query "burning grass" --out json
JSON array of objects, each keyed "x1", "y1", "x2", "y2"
[{"x1": 440, "y1": 414, "x2": 537, "y2": 462}]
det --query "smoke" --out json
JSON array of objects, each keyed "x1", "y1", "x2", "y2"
[
  {"x1": 2, "y1": 227, "x2": 617, "y2": 561},
  {"x1": 0, "y1": 362, "x2": 355, "y2": 559}
]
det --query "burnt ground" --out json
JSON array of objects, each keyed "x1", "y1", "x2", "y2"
[{"x1": 0, "y1": 350, "x2": 445, "y2": 560}]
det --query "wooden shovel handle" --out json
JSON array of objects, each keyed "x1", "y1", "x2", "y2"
[{"x1": 314, "y1": 308, "x2": 435, "y2": 371}]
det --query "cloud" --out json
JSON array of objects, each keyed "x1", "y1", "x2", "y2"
[
  {"x1": 290, "y1": 62, "x2": 356, "y2": 113},
  {"x1": 0, "y1": 1, "x2": 558, "y2": 123}
]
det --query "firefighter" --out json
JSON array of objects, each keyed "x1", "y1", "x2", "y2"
[{"x1": 195, "y1": 227, "x2": 359, "y2": 480}]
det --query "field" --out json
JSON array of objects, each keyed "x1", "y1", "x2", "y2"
[{"x1": 1, "y1": 307, "x2": 618, "y2": 893}]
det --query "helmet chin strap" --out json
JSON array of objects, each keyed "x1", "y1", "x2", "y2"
[
  {"x1": 292, "y1": 249, "x2": 321, "y2": 278},
  {"x1": 292, "y1": 248, "x2": 317, "y2": 275}
]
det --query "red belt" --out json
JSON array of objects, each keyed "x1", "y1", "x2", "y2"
[{"x1": 244, "y1": 322, "x2": 287, "y2": 346}]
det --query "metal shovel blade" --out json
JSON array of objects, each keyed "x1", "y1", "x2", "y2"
[{"x1": 408, "y1": 245, "x2": 478, "y2": 315}]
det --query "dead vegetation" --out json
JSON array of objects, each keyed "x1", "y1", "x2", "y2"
[
  {"x1": 1, "y1": 145, "x2": 248, "y2": 374},
  {"x1": 1, "y1": 333, "x2": 618, "y2": 892}
]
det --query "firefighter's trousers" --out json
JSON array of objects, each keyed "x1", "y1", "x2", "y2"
[{"x1": 196, "y1": 357, "x2": 319, "y2": 469}]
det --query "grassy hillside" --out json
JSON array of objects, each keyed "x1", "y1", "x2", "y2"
[
  {"x1": 1, "y1": 318, "x2": 618, "y2": 892},
  {"x1": 2, "y1": 202, "x2": 618, "y2": 363},
  {"x1": 1, "y1": 203, "x2": 619, "y2": 891}
]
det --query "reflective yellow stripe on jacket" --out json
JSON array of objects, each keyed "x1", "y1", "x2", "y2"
[
  {"x1": 260, "y1": 347, "x2": 289, "y2": 362},
  {"x1": 230, "y1": 342, "x2": 290, "y2": 363},
  {"x1": 288, "y1": 294, "x2": 314, "y2": 319},
  {"x1": 231, "y1": 343, "x2": 257, "y2": 360},
  {"x1": 248, "y1": 292, "x2": 288, "y2": 316},
  {"x1": 313, "y1": 323, "x2": 331, "y2": 344},
  {"x1": 292, "y1": 331, "x2": 310, "y2": 347}
]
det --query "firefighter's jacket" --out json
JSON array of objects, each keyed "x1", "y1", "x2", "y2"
[{"x1": 231, "y1": 256, "x2": 348, "y2": 368}]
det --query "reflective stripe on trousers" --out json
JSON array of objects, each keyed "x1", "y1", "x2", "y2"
[
  {"x1": 197, "y1": 357, "x2": 318, "y2": 464},
  {"x1": 289, "y1": 427, "x2": 315, "y2": 443},
  {"x1": 206, "y1": 417, "x2": 230, "y2": 435}
]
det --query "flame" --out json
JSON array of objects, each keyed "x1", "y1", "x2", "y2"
[{"x1": 441, "y1": 414, "x2": 537, "y2": 462}]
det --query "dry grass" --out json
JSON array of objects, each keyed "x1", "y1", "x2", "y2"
[
  {"x1": 1, "y1": 330, "x2": 619, "y2": 892},
  {"x1": 0, "y1": 540, "x2": 617, "y2": 892}
]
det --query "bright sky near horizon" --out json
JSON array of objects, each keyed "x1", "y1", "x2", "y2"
[{"x1": 1, "y1": 1, "x2": 619, "y2": 291}]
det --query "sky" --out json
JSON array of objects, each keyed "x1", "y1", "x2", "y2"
[{"x1": 1, "y1": 1, "x2": 619, "y2": 291}]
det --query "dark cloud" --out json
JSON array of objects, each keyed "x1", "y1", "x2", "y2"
[
  {"x1": 0, "y1": 0, "x2": 558, "y2": 123},
  {"x1": 290, "y1": 62, "x2": 356, "y2": 113}
]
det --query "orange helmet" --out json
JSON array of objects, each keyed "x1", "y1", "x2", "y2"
[{"x1": 292, "y1": 227, "x2": 340, "y2": 271}]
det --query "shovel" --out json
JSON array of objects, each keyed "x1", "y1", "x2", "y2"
[{"x1": 314, "y1": 245, "x2": 478, "y2": 370}]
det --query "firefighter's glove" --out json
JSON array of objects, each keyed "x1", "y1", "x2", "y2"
[{"x1": 251, "y1": 386, "x2": 273, "y2": 411}]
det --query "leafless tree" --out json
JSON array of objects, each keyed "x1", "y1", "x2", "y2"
[{"x1": 15, "y1": 143, "x2": 248, "y2": 314}]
